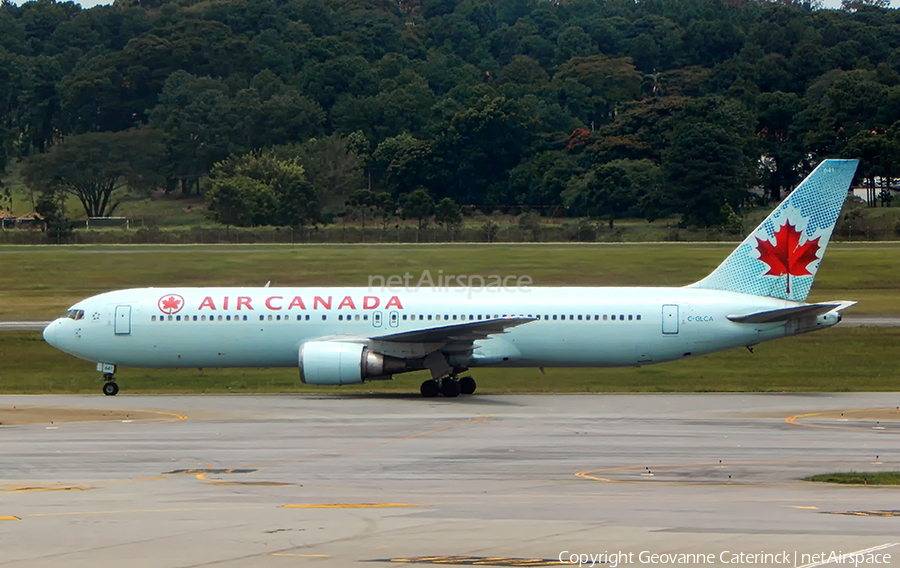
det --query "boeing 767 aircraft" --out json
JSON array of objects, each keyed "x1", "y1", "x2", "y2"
[{"x1": 44, "y1": 159, "x2": 858, "y2": 397}]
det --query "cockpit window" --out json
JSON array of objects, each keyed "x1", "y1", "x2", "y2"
[{"x1": 63, "y1": 309, "x2": 85, "y2": 320}]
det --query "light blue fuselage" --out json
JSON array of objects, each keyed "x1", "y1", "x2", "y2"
[{"x1": 43, "y1": 286, "x2": 838, "y2": 372}]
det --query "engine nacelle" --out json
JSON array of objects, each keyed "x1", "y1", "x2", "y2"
[{"x1": 299, "y1": 341, "x2": 409, "y2": 385}]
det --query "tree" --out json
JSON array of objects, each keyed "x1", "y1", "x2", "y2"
[
  {"x1": 374, "y1": 191, "x2": 396, "y2": 235},
  {"x1": 845, "y1": 129, "x2": 897, "y2": 207},
  {"x1": 552, "y1": 55, "x2": 642, "y2": 127},
  {"x1": 35, "y1": 191, "x2": 74, "y2": 242},
  {"x1": 431, "y1": 96, "x2": 540, "y2": 204},
  {"x1": 563, "y1": 159, "x2": 662, "y2": 228},
  {"x1": 659, "y1": 96, "x2": 757, "y2": 227},
  {"x1": 149, "y1": 72, "x2": 236, "y2": 195},
  {"x1": 756, "y1": 91, "x2": 814, "y2": 202},
  {"x1": 841, "y1": 0, "x2": 890, "y2": 9},
  {"x1": 22, "y1": 128, "x2": 165, "y2": 218},
  {"x1": 662, "y1": 122, "x2": 754, "y2": 227},
  {"x1": 434, "y1": 196, "x2": 462, "y2": 239},
  {"x1": 400, "y1": 187, "x2": 434, "y2": 240},
  {"x1": 273, "y1": 135, "x2": 365, "y2": 218},
  {"x1": 346, "y1": 188, "x2": 378, "y2": 231},
  {"x1": 206, "y1": 151, "x2": 319, "y2": 227}
]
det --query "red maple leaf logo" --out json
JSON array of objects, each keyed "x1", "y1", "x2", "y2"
[
  {"x1": 755, "y1": 222, "x2": 820, "y2": 294},
  {"x1": 158, "y1": 294, "x2": 184, "y2": 315}
]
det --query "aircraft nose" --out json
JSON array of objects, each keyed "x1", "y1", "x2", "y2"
[{"x1": 42, "y1": 320, "x2": 58, "y2": 347}]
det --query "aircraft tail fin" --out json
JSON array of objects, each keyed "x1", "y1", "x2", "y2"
[{"x1": 690, "y1": 159, "x2": 858, "y2": 302}]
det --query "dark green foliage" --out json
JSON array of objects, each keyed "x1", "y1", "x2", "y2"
[
  {"x1": 22, "y1": 128, "x2": 165, "y2": 218},
  {"x1": 434, "y1": 196, "x2": 462, "y2": 227},
  {"x1": 205, "y1": 151, "x2": 319, "y2": 227},
  {"x1": 400, "y1": 187, "x2": 435, "y2": 234},
  {"x1": 1, "y1": 0, "x2": 899, "y2": 228},
  {"x1": 34, "y1": 191, "x2": 74, "y2": 242}
]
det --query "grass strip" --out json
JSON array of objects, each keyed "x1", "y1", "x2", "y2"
[
  {"x1": 2, "y1": 327, "x2": 898, "y2": 394},
  {"x1": 805, "y1": 472, "x2": 900, "y2": 485},
  {"x1": 2, "y1": 242, "x2": 900, "y2": 320}
]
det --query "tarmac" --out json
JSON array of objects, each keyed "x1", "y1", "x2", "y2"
[{"x1": 1, "y1": 393, "x2": 899, "y2": 567}]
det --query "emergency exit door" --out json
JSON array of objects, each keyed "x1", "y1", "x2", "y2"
[
  {"x1": 115, "y1": 305, "x2": 132, "y2": 335},
  {"x1": 662, "y1": 304, "x2": 679, "y2": 334}
]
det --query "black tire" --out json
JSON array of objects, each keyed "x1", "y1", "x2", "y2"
[
  {"x1": 103, "y1": 382, "x2": 119, "y2": 396},
  {"x1": 458, "y1": 376, "x2": 476, "y2": 395},
  {"x1": 440, "y1": 378, "x2": 461, "y2": 398},
  {"x1": 420, "y1": 380, "x2": 440, "y2": 398}
]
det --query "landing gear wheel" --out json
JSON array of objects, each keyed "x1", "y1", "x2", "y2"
[
  {"x1": 440, "y1": 378, "x2": 461, "y2": 398},
  {"x1": 420, "y1": 379, "x2": 440, "y2": 398},
  {"x1": 102, "y1": 381, "x2": 119, "y2": 396},
  {"x1": 458, "y1": 376, "x2": 476, "y2": 395}
]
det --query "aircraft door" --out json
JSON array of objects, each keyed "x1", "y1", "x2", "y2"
[
  {"x1": 662, "y1": 304, "x2": 679, "y2": 335},
  {"x1": 373, "y1": 311, "x2": 383, "y2": 328},
  {"x1": 115, "y1": 305, "x2": 132, "y2": 335},
  {"x1": 389, "y1": 311, "x2": 399, "y2": 328}
]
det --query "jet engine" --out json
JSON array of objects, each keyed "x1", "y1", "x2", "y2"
[{"x1": 299, "y1": 341, "x2": 409, "y2": 385}]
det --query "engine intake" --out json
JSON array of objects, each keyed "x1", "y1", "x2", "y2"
[{"x1": 299, "y1": 341, "x2": 409, "y2": 385}]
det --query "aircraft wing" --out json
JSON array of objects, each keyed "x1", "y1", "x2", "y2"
[
  {"x1": 364, "y1": 316, "x2": 537, "y2": 362},
  {"x1": 372, "y1": 317, "x2": 537, "y2": 344},
  {"x1": 728, "y1": 301, "x2": 856, "y2": 324}
]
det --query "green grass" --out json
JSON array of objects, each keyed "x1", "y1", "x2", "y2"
[
  {"x1": 805, "y1": 472, "x2": 900, "y2": 485},
  {"x1": 1, "y1": 242, "x2": 899, "y2": 320},
  {"x1": 2, "y1": 327, "x2": 897, "y2": 394}
]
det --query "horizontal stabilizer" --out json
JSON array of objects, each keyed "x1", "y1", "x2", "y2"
[{"x1": 728, "y1": 301, "x2": 856, "y2": 324}]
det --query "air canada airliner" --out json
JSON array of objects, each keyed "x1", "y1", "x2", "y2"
[{"x1": 44, "y1": 159, "x2": 859, "y2": 397}]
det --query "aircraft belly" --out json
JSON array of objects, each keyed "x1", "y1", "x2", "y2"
[
  {"x1": 472, "y1": 325, "x2": 690, "y2": 367},
  {"x1": 94, "y1": 325, "x2": 302, "y2": 368}
]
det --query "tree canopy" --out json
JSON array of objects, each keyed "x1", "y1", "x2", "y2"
[{"x1": 5, "y1": 0, "x2": 900, "y2": 227}]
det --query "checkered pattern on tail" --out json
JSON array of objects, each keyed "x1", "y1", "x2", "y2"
[{"x1": 690, "y1": 159, "x2": 859, "y2": 302}]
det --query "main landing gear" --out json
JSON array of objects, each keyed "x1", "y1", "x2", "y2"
[
  {"x1": 102, "y1": 373, "x2": 119, "y2": 396},
  {"x1": 420, "y1": 375, "x2": 477, "y2": 398}
]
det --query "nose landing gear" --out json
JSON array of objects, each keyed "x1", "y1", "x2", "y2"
[{"x1": 101, "y1": 373, "x2": 119, "y2": 396}]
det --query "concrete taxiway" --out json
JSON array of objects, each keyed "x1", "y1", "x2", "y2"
[{"x1": 1, "y1": 393, "x2": 899, "y2": 568}]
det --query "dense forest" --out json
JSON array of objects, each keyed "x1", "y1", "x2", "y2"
[{"x1": 1, "y1": 0, "x2": 899, "y2": 233}]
